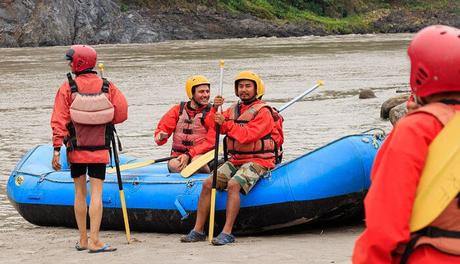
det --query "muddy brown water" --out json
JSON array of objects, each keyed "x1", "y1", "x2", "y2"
[{"x1": 0, "y1": 34, "x2": 412, "y2": 231}]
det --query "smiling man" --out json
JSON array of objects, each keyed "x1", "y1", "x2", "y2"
[
  {"x1": 181, "y1": 71, "x2": 283, "y2": 245},
  {"x1": 154, "y1": 75, "x2": 217, "y2": 173}
]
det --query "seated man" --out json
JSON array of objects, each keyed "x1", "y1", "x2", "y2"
[
  {"x1": 181, "y1": 71, "x2": 283, "y2": 245},
  {"x1": 154, "y1": 75, "x2": 216, "y2": 173}
]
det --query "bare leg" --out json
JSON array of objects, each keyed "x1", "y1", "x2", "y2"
[
  {"x1": 88, "y1": 177, "x2": 105, "y2": 250},
  {"x1": 193, "y1": 177, "x2": 213, "y2": 233},
  {"x1": 73, "y1": 175, "x2": 88, "y2": 248},
  {"x1": 221, "y1": 179, "x2": 241, "y2": 234}
]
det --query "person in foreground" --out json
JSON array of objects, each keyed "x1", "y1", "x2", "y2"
[
  {"x1": 352, "y1": 25, "x2": 460, "y2": 263},
  {"x1": 154, "y1": 75, "x2": 216, "y2": 173},
  {"x1": 181, "y1": 71, "x2": 283, "y2": 245},
  {"x1": 51, "y1": 45, "x2": 128, "y2": 253}
]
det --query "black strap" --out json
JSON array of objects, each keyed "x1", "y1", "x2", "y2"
[
  {"x1": 67, "y1": 73, "x2": 78, "y2": 93},
  {"x1": 182, "y1": 140, "x2": 193, "y2": 146},
  {"x1": 101, "y1": 78, "x2": 110, "y2": 93},
  {"x1": 400, "y1": 226, "x2": 460, "y2": 264},
  {"x1": 440, "y1": 99, "x2": 460, "y2": 105},
  {"x1": 400, "y1": 235, "x2": 421, "y2": 264},
  {"x1": 200, "y1": 104, "x2": 211, "y2": 126},
  {"x1": 235, "y1": 103, "x2": 241, "y2": 119},
  {"x1": 223, "y1": 135, "x2": 228, "y2": 162},
  {"x1": 183, "y1": 128, "x2": 193, "y2": 134},
  {"x1": 422, "y1": 226, "x2": 460, "y2": 239},
  {"x1": 179, "y1": 102, "x2": 186, "y2": 116}
]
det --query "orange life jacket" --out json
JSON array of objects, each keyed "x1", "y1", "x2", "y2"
[
  {"x1": 171, "y1": 102, "x2": 211, "y2": 156},
  {"x1": 399, "y1": 102, "x2": 460, "y2": 264},
  {"x1": 224, "y1": 101, "x2": 281, "y2": 163},
  {"x1": 65, "y1": 73, "x2": 115, "y2": 151}
]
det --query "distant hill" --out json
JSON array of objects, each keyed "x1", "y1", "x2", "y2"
[{"x1": 1, "y1": 0, "x2": 458, "y2": 47}]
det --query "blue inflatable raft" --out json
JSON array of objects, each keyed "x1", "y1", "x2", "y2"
[{"x1": 7, "y1": 133, "x2": 383, "y2": 234}]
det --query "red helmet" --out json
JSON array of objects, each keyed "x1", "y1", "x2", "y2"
[
  {"x1": 408, "y1": 25, "x2": 460, "y2": 97},
  {"x1": 65, "y1": 45, "x2": 97, "y2": 73}
]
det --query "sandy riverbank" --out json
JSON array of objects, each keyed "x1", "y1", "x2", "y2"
[{"x1": 0, "y1": 222, "x2": 362, "y2": 264}]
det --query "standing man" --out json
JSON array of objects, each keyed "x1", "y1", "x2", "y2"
[
  {"x1": 154, "y1": 75, "x2": 216, "y2": 173},
  {"x1": 181, "y1": 71, "x2": 281, "y2": 245},
  {"x1": 353, "y1": 25, "x2": 460, "y2": 263},
  {"x1": 51, "y1": 45, "x2": 128, "y2": 253}
]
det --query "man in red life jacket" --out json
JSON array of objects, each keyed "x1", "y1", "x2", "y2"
[
  {"x1": 51, "y1": 45, "x2": 128, "y2": 253},
  {"x1": 180, "y1": 71, "x2": 283, "y2": 245},
  {"x1": 352, "y1": 25, "x2": 460, "y2": 263},
  {"x1": 154, "y1": 75, "x2": 217, "y2": 173}
]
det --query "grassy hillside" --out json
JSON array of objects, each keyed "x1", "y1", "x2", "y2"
[
  {"x1": 217, "y1": 0, "x2": 458, "y2": 33},
  {"x1": 119, "y1": 0, "x2": 460, "y2": 34}
]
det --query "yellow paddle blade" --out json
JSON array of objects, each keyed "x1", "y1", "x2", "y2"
[
  {"x1": 181, "y1": 144, "x2": 223, "y2": 178},
  {"x1": 107, "y1": 160, "x2": 155, "y2": 174},
  {"x1": 119, "y1": 190, "x2": 131, "y2": 243},
  {"x1": 208, "y1": 188, "x2": 217, "y2": 242},
  {"x1": 410, "y1": 112, "x2": 460, "y2": 232}
]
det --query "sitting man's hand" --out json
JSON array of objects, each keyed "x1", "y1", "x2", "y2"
[
  {"x1": 213, "y1": 96, "x2": 224, "y2": 109},
  {"x1": 156, "y1": 131, "x2": 168, "y2": 142},
  {"x1": 215, "y1": 112, "x2": 225, "y2": 125},
  {"x1": 176, "y1": 153, "x2": 191, "y2": 171}
]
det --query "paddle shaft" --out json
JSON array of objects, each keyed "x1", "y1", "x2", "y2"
[
  {"x1": 277, "y1": 81, "x2": 323, "y2": 113},
  {"x1": 208, "y1": 60, "x2": 224, "y2": 242},
  {"x1": 111, "y1": 134, "x2": 131, "y2": 243}
]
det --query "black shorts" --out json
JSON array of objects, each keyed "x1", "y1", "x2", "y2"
[{"x1": 70, "y1": 163, "x2": 106, "y2": 180}]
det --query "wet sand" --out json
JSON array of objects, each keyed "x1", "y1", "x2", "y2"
[{"x1": 0, "y1": 223, "x2": 362, "y2": 263}]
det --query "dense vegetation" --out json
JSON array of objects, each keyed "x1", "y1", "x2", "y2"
[{"x1": 119, "y1": 0, "x2": 459, "y2": 34}]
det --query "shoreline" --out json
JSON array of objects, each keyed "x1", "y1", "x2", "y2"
[{"x1": 1, "y1": 221, "x2": 363, "y2": 263}]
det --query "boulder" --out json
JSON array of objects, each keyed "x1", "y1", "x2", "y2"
[
  {"x1": 359, "y1": 89, "x2": 376, "y2": 99},
  {"x1": 389, "y1": 102, "x2": 408, "y2": 126},
  {"x1": 380, "y1": 94, "x2": 409, "y2": 119}
]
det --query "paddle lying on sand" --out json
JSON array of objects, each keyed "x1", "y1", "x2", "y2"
[
  {"x1": 99, "y1": 63, "x2": 131, "y2": 243},
  {"x1": 208, "y1": 60, "x2": 225, "y2": 242},
  {"x1": 180, "y1": 80, "x2": 325, "y2": 178},
  {"x1": 106, "y1": 156, "x2": 174, "y2": 174}
]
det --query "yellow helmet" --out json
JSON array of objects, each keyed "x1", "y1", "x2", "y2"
[
  {"x1": 259, "y1": 80, "x2": 265, "y2": 99},
  {"x1": 185, "y1": 75, "x2": 210, "y2": 99},
  {"x1": 234, "y1": 71, "x2": 264, "y2": 98}
]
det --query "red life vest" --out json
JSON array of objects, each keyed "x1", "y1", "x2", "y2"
[
  {"x1": 398, "y1": 102, "x2": 460, "y2": 264},
  {"x1": 171, "y1": 102, "x2": 211, "y2": 156},
  {"x1": 224, "y1": 101, "x2": 281, "y2": 163},
  {"x1": 65, "y1": 73, "x2": 114, "y2": 151}
]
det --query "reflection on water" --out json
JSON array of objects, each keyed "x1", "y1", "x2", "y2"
[{"x1": 0, "y1": 34, "x2": 411, "y2": 231}]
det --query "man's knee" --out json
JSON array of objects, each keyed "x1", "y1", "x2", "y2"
[
  {"x1": 202, "y1": 178, "x2": 212, "y2": 191},
  {"x1": 168, "y1": 159, "x2": 181, "y2": 173},
  {"x1": 227, "y1": 180, "x2": 241, "y2": 193}
]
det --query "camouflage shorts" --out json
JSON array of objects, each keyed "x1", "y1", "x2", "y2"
[{"x1": 215, "y1": 161, "x2": 267, "y2": 195}]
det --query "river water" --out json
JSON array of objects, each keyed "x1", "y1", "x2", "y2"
[{"x1": 0, "y1": 34, "x2": 412, "y2": 232}]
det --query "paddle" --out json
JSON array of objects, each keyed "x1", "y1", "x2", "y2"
[
  {"x1": 208, "y1": 60, "x2": 224, "y2": 242},
  {"x1": 179, "y1": 144, "x2": 223, "y2": 178},
  {"x1": 99, "y1": 63, "x2": 131, "y2": 243},
  {"x1": 180, "y1": 80, "x2": 324, "y2": 178},
  {"x1": 111, "y1": 134, "x2": 131, "y2": 243},
  {"x1": 410, "y1": 111, "x2": 460, "y2": 232},
  {"x1": 106, "y1": 156, "x2": 174, "y2": 174}
]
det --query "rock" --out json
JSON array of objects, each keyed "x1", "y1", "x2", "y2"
[
  {"x1": 359, "y1": 89, "x2": 376, "y2": 99},
  {"x1": 389, "y1": 102, "x2": 408, "y2": 126},
  {"x1": 380, "y1": 94, "x2": 409, "y2": 119}
]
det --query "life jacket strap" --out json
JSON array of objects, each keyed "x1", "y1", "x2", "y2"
[
  {"x1": 67, "y1": 73, "x2": 78, "y2": 93},
  {"x1": 400, "y1": 226, "x2": 460, "y2": 264}
]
